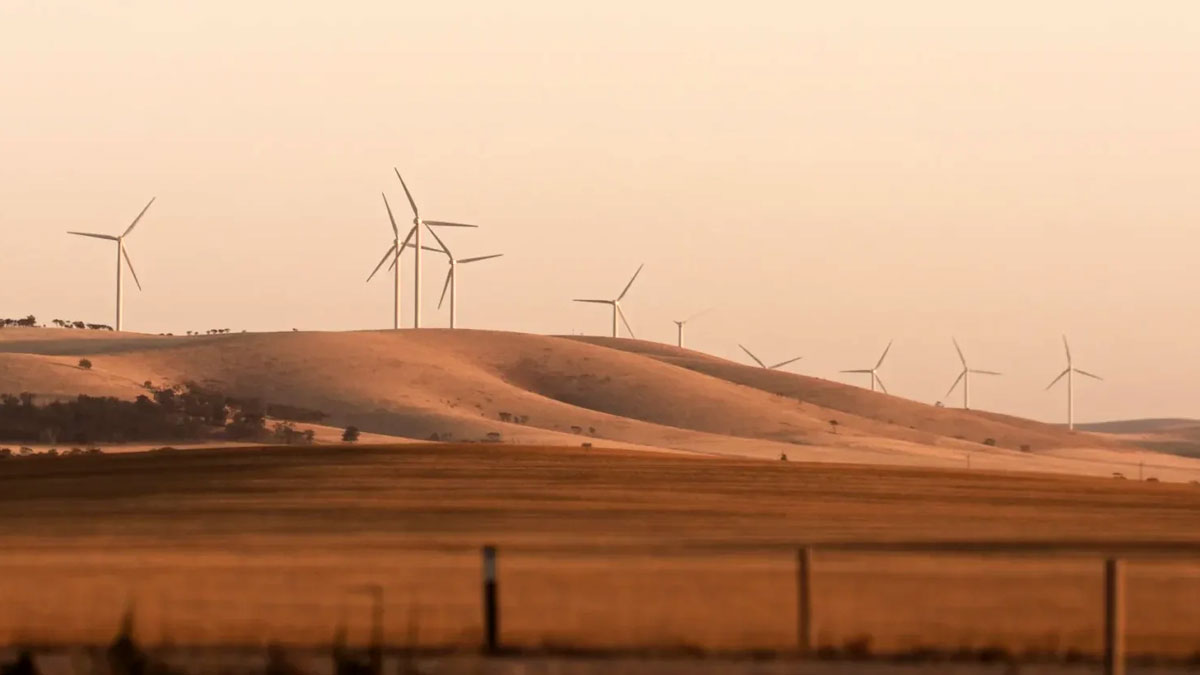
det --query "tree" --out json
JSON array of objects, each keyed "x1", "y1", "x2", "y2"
[
  {"x1": 78, "y1": 359, "x2": 93, "y2": 370},
  {"x1": 829, "y1": 419, "x2": 839, "y2": 435},
  {"x1": 342, "y1": 426, "x2": 360, "y2": 443}
]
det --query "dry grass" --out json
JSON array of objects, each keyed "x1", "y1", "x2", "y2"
[{"x1": 3, "y1": 444, "x2": 1200, "y2": 657}]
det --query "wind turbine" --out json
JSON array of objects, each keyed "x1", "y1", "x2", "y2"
[
  {"x1": 392, "y1": 169, "x2": 481, "y2": 329},
  {"x1": 573, "y1": 264, "x2": 644, "y2": 338},
  {"x1": 366, "y1": 193, "x2": 417, "y2": 329},
  {"x1": 66, "y1": 198, "x2": 156, "y2": 332},
  {"x1": 1046, "y1": 335, "x2": 1102, "y2": 431},
  {"x1": 672, "y1": 308, "x2": 712, "y2": 348},
  {"x1": 841, "y1": 340, "x2": 893, "y2": 393},
  {"x1": 944, "y1": 338, "x2": 1002, "y2": 410},
  {"x1": 738, "y1": 344, "x2": 802, "y2": 371},
  {"x1": 422, "y1": 226, "x2": 503, "y2": 329}
]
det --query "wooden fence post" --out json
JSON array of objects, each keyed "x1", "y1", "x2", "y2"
[
  {"x1": 1104, "y1": 557, "x2": 1126, "y2": 675},
  {"x1": 797, "y1": 547, "x2": 814, "y2": 654},
  {"x1": 482, "y1": 545, "x2": 499, "y2": 653}
]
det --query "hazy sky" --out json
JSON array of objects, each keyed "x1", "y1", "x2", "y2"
[{"x1": 2, "y1": 1, "x2": 1198, "y2": 424}]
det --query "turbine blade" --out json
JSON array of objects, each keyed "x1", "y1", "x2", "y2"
[
  {"x1": 423, "y1": 222, "x2": 451, "y2": 256},
  {"x1": 874, "y1": 373, "x2": 888, "y2": 394},
  {"x1": 875, "y1": 339, "x2": 894, "y2": 370},
  {"x1": 438, "y1": 268, "x2": 453, "y2": 309},
  {"x1": 1045, "y1": 368, "x2": 1070, "y2": 390},
  {"x1": 945, "y1": 370, "x2": 966, "y2": 398},
  {"x1": 121, "y1": 245, "x2": 142, "y2": 291},
  {"x1": 573, "y1": 299, "x2": 611, "y2": 304},
  {"x1": 738, "y1": 344, "x2": 766, "y2": 368},
  {"x1": 617, "y1": 263, "x2": 644, "y2": 301},
  {"x1": 769, "y1": 356, "x2": 803, "y2": 370},
  {"x1": 841, "y1": 369, "x2": 873, "y2": 374},
  {"x1": 1062, "y1": 335, "x2": 1072, "y2": 363},
  {"x1": 121, "y1": 197, "x2": 156, "y2": 238},
  {"x1": 382, "y1": 193, "x2": 399, "y2": 236},
  {"x1": 971, "y1": 369, "x2": 1002, "y2": 376},
  {"x1": 393, "y1": 168, "x2": 419, "y2": 218},
  {"x1": 387, "y1": 228, "x2": 415, "y2": 273},
  {"x1": 423, "y1": 220, "x2": 479, "y2": 228},
  {"x1": 459, "y1": 254, "x2": 503, "y2": 264},
  {"x1": 953, "y1": 338, "x2": 966, "y2": 368},
  {"x1": 616, "y1": 304, "x2": 635, "y2": 338},
  {"x1": 684, "y1": 307, "x2": 714, "y2": 324},
  {"x1": 67, "y1": 231, "x2": 118, "y2": 241},
  {"x1": 1074, "y1": 368, "x2": 1103, "y2": 381},
  {"x1": 367, "y1": 244, "x2": 397, "y2": 282}
]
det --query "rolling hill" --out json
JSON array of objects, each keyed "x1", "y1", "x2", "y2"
[{"x1": 1, "y1": 326, "x2": 1197, "y2": 480}]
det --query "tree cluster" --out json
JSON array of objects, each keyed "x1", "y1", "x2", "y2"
[{"x1": 0, "y1": 383, "x2": 321, "y2": 445}]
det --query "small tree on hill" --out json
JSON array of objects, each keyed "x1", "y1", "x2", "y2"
[
  {"x1": 78, "y1": 358, "x2": 93, "y2": 370},
  {"x1": 829, "y1": 419, "x2": 839, "y2": 434},
  {"x1": 342, "y1": 426, "x2": 360, "y2": 443}
]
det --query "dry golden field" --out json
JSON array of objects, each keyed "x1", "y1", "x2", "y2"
[{"x1": 2, "y1": 444, "x2": 1200, "y2": 660}]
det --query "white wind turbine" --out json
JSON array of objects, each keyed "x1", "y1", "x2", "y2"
[
  {"x1": 66, "y1": 198, "x2": 156, "y2": 332},
  {"x1": 738, "y1": 344, "x2": 802, "y2": 371},
  {"x1": 672, "y1": 308, "x2": 712, "y2": 348},
  {"x1": 392, "y1": 169, "x2": 482, "y2": 328},
  {"x1": 841, "y1": 340, "x2": 893, "y2": 393},
  {"x1": 422, "y1": 226, "x2": 503, "y2": 329},
  {"x1": 944, "y1": 338, "x2": 1002, "y2": 410},
  {"x1": 573, "y1": 264, "x2": 644, "y2": 338},
  {"x1": 366, "y1": 193, "x2": 417, "y2": 329},
  {"x1": 1046, "y1": 335, "x2": 1103, "y2": 431}
]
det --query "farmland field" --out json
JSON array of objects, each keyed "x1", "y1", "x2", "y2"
[{"x1": 2, "y1": 444, "x2": 1200, "y2": 661}]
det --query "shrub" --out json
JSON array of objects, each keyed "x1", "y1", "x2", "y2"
[
  {"x1": 78, "y1": 359, "x2": 93, "y2": 370},
  {"x1": 581, "y1": 442, "x2": 592, "y2": 449},
  {"x1": 498, "y1": 412, "x2": 512, "y2": 423},
  {"x1": 484, "y1": 432, "x2": 501, "y2": 443},
  {"x1": 1020, "y1": 444, "x2": 1032, "y2": 453},
  {"x1": 780, "y1": 453, "x2": 788, "y2": 461},
  {"x1": 829, "y1": 420, "x2": 839, "y2": 434},
  {"x1": 983, "y1": 438, "x2": 997, "y2": 447},
  {"x1": 342, "y1": 426, "x2": 360, "y2": 442},
  {"x1": 0, "y1": 448, "x2": 10, "y2": 458}
]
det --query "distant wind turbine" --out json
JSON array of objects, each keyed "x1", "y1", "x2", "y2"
[
  {"x1": 944, "y1": 338, "x2": 1001, "y2": 410},
  {"x1": 392, "y1": 169, "x2": 482, "y2": 328},
  {"x1": 1046, "y1": 335, "x2": 1102, "y2": 431},
  {"x1": 841, "y1": 340, "x2": 893, "y2": 393},
  {"x1": 366, "y1": 193, "x2": 417, "y2": 329},
  {"x1": 573, "y1": 264, "x2": 644, "y2": 338},
  {"x1": 422, "y1": 226, "x2": 503, "y2": 329},
  {"x1": 738, "y1": 344, "x2": 802, "y2": 371},
  {"x1": 66, "y1": 198, "x2": 156, "y2": 332},
  {"x1": 672, "y1": 308, "x2": 712, "y2": 348}
]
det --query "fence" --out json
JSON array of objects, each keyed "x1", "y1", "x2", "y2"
[{"x1": 3, "y1": 542, "x2": 1200, "y2": 672}]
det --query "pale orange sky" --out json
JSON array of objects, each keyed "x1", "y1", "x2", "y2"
[{"x1": 2, "y1": 1, "x2": 1198, "y2": 423}]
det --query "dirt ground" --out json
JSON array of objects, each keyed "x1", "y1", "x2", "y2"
[{"x1": 1, "y1": 444, "x2": 1200, "y2": 660}]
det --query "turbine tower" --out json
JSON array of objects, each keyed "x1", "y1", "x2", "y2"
[
  {"x1": 392, "y1": 169, "x2": 481, "y2": 329},
  {"x1": 672, "y1": 308, "x2": 712, "y2": 348},
  {"x1": 738, "y1": 344, "x2": 802, "y2": 371},
  {"x1": 841, "y1": 340, "x2": 893, "y2": 393},
  {"x1": 366, "y1": 193, "x2": 417, "y2": 329},
  {"x1": 66, "y1": 197, "x2": 156, "y2": 332},
  {"x1": 944, "y1": 338, "x2": 1001, "y2": 410},
  {"x1": 1046, "y1": 335, "x2": 1102, "y2": 431},
  {"x1": 423, "y1": 226, "x2": 503, "y2": 329},
  {"x1": 573, "y1": 264, "x2": 644, "y2": 338}
]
